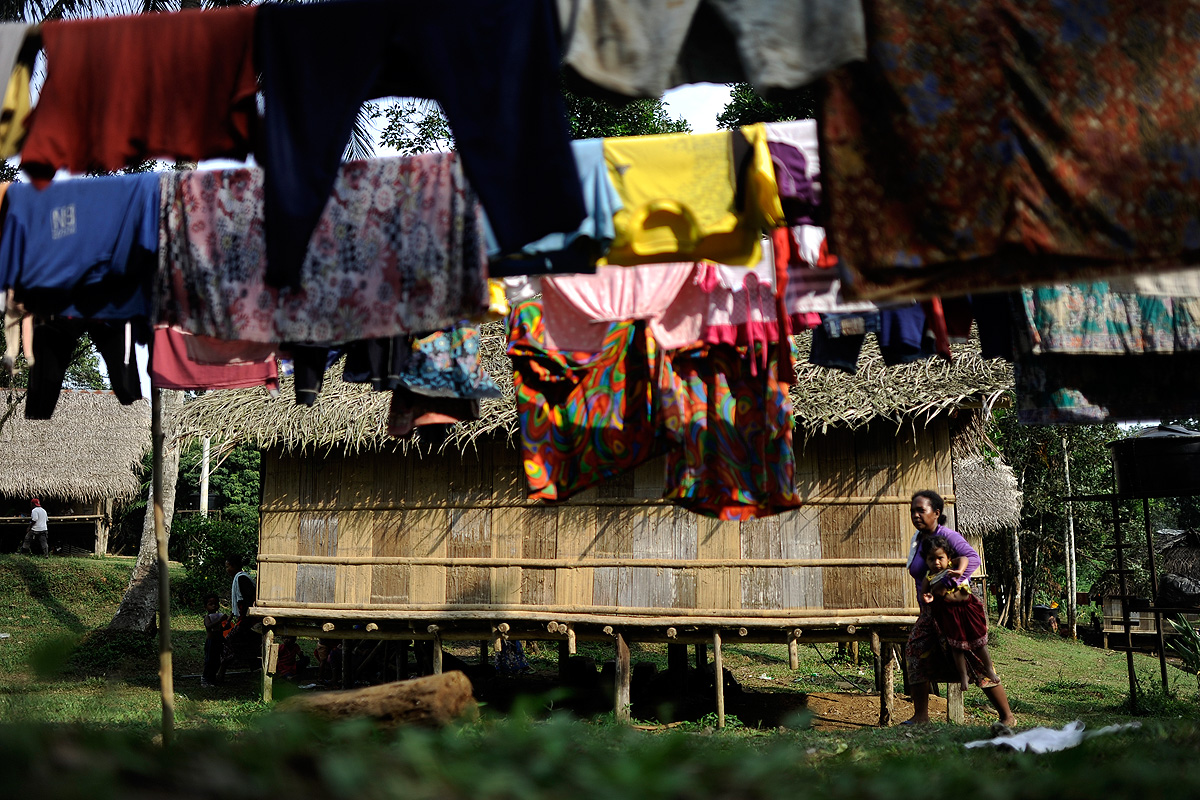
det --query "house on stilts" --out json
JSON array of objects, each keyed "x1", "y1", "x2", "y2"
[{"x1": 179, "y1": 328, "x2": 1018, "y2": 723}]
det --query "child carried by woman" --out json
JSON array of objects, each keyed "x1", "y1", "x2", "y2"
[{"x1": 920, "y1": 535, "x2": 1001, "y2": 691}]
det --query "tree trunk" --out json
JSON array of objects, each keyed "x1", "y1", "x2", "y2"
[
  {"x1": 1062, "y1": 434, "x2": 1078, "y2": 638},
  {"x1": 276, "y1": 671, "x2": 478, "y2": 727},
  {"x1": 1010, "y1": 527, "x2": 1024, "y2": 630},
  {"x1": 109, "y1": 391, "x2": 184, "y2": 634}
]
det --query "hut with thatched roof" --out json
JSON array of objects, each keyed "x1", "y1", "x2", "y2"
[
  {"x1": 0, "y1": 389, "x2": 151, "y2": 555},
  {"x1": 180, "y1": 327, "x2": 1015, "y2": 712}
]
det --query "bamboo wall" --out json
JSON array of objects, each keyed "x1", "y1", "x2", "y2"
[{"x1": 256, "y1": 417, "x2": 978, "y2": 625}]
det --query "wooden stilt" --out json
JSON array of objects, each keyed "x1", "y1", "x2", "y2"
[
  {"x1": 870, "y1": 632, "x2": 882, "y2": 692},
  {"x1": 882, "y1": 644, "x2": 896, "y2": 727},
  {"x1": 947, "y1": 682, "x2": 965, "y2": 723},
  {"x1": 850, "y1": 640, "x2": 859, "y2": 665},
  {"x1": 262, "y1": 628, "x2": 276, "y2": 703},
  {"x1": 341, "y1": 639, "x2": 350, "y2": 689},
  {"x1": 152, "y1": 390, "x2": 174, "y2": 745},
  {"x1": 566, "y1": 624, "x2": 577, "y2": 655},
  {"x1": 788, "y1": 630, "x2": 800, "y2": 671},
  {"x1": 713, "y1": 629, "x2": 725, "y2": 729},
  {"x1": 695, "y1": 642, "x2": 707, "y2": 670},
  {"x1": 615, "y1": 632, "x2": 631, "y2": 723},
  {"x1": 432, "y1": 634, "x2": 443, "y2": 675}
]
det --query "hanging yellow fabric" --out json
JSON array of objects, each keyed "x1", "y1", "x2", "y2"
[
  {"x1": 602, "y1": 123, "x2": 783, "y2": 267},
  {"x1": 0, "y1": 62, "x2": 30, "y2": 158}
]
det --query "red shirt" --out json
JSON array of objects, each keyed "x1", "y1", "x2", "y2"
[{"x1": 21, "y1": 7, "x2": 257, "y2": 179}]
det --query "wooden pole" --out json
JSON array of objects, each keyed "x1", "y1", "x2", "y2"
[
  {"x1": 152, "y1": 389, "x2": 174, "y2": 745},
  {"x1": 432, "y1": 634, "x2": 443, "y2": 675},
  {"x1": 947, "y1": 682, "x2": 964, "y2": 723},
  {"x1": 870, "y1": 632, "x2": 882, "y2": 691},
  {"x1": 615, "y1": 632, "x2": 631, "y2": 723},
  {"x1": 199, "y1": 436, "x2": 211, "y2": 518},
  {"x1": 1143, "y1": 497, "x2": 1169, "y2": 692},
  {"x1": 712, "y1": 629, "x2": 725, "y2": 729},
  {"x1": 882, "y1": 644, "x2": 896, "y2": 727},
  {"x1": 1113, "y1": 490, "x2": 1137, "y2": 711},
  {"x1": 262, "y1": 628, "x2": 275, "y2": 703},
  {"x1": 341, "y1": 639, "x2": 350, "y2": 689}
]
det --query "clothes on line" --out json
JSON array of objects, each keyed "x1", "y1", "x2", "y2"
[
  {"x1": 557, "y1": 0, "x2": 866, "y2": 98},
  {"x1": 155, "y1": 154, "x2": 490, "y2": 346},
  {"x1": 26, "y1": 317, "x2": 143, "y2": 419},
  {"x1": 0, "y1": 23, "x2": 32, "y2": 160},
  {"x1": 821, "y1": 0, "x2": 1200, "y2": 301},
  {"x1": 255, "y1": 0, "x2": 584, "y2": 287},
  {"x1": 150, "y1": 326, "x2": 279, "y2": 392},
  {"x1": 20, "y1": 7, "x2": 257, "y2": 181}
]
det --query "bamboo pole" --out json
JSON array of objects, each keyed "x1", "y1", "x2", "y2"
[
  {"x1": 432, "y1": 633, "x2": 443, "y2": 675},
  {"x1": 152, "y1": 390, "x2": 174, "y2": 746},
  {"x1": 882, "y1": 643, "x2": 896, "y2": 727},
  {"x1": 713, "y1": 630, "x2": 725, "y2": 729},
  {"x1": 788, "y1": 632, "x2": 800, "y2": 671},
  {"x1": 259, "y1": 554, "x2": 909, "y2": 569},
  {"x1": 252, "y1": 603, "x2": 919, "y2": 623},
  {"x1": 262, "y1": 628, "x2": 275, "y2": 703},
  {"x1": 947, "y1": 682, "x2": 964, "y2": 723},
  {"x1": 615, "y1": 632, "x2": 631, "y2": 723}
]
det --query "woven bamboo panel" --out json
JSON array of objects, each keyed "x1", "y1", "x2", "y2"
[{"x1": 262, "y1": 418, "x2": 964, "y2": 619}]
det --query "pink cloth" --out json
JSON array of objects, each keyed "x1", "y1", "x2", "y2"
[
  {"x1": 783, "y1": 225, "x2": 876, "y2": 322},
  {"x1": 183, "y1": 333, "x2": 277, "y2": 366},
  {"x1": 150, "y1": 327, "x2": 278, "y2": 390},
  {"x1": 540, "y1": 263, "x2": 703, "y2": 351}
]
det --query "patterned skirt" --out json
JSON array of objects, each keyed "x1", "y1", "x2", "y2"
[{"x1": 905, "y1": 605, "x2": 996, "y2": 688}]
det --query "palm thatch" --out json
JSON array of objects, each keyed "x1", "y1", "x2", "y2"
[
  {"x1": 952, "y1": 456, "x2": 1023, "y2": 536},
  {"x1": 176, "y1": 324, "x2": 1014, "y2": 455},
  {"x1": 0, "y1": 390, "x2": 151, "y2": 502}
]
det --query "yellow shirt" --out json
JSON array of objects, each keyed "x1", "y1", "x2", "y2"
[
  {"x1": 0, "y1": 62, "x2": 30, "y2": 159},
  {"x1": 602, "y1": 123, "x2": 783, "y2": 267}
]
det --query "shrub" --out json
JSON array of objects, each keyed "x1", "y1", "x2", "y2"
[{"x1": 171, "y1": 506, "x2": 258, "y2": 610}]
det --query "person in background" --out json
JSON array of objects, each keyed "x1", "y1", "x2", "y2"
[
  {"x1": 215, "y1": 554, "x2": 258, "y2": 683},
  {"x1": 226, "y1": 553, "x2": 256, "y2": 619},
  {"x1": 275, "y1": 635, "x2": 308, "y2": 680},
  {"x1": 201, "y1": 592, "x2": 229, "y2": 688},
  {"x1": 19, "y1": 498, "x2": 48, "y2": 556}
]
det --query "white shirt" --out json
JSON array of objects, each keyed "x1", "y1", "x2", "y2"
[{"x1": 30, "y1": 507, "x2": 47, "y2": 531}]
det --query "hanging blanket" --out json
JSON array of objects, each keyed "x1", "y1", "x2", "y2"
[
  {"x1": 156, "y1": 154, "x2": 489, "y2": 345},
  {"x1": 822, "y1": 1, "x2": 1200, "y2": 301}
]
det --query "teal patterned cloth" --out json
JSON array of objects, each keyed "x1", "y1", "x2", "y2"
[{"x1": 1016, "y1": 282, "x2": 1200, "y2": 423}]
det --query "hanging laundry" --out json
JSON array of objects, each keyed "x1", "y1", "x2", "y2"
[
  {"x1": 1014, "y1": 282, "x2": 1200, "y2": 423},
  {"x1": 602, "y1": 125, "x2": 784, "y2": 267},
  {"x1": 20, "y1": 8, "x2": 257, "y2": 181},
  {"x1": 150, "y1": 327, "x2": 278, "y2": 392},
  {"x1": 156, "y1": 155, "x2": 489, "y2": 346},
  {"x1": 557, "y1": 0, "x2": 865, "y2": 98},
  {"x1": 0, "y1": 24, "x2": 32, "y2": 159},
  {"x1": 539, "y1": 263, "x2": 702, "y2": 352},
  {"x1": 764, "y1": 120, "x2": 820, "y2": 226},
  {"x1": 395, "y1": 324, "x2": 503, "y2": 400},
  {"x1": 255, "y1": 0, "x2": 584, "y2": 287},
  {"x1": 387, "y1": 389, "x2": 481, "y2": 441},
  {"x1": 808, "y1": 305, "x2": 929, "y2": 374},
  {"x1": 821, "y1": 0, "x2": 1200, "y2": 301},
  {"x1": 696, "y1": 257, "x2": 780, "y2": 347},
  {"x1": 782, "y1": 227, "x2": 875, "y2": 323},
  {"x1": 2, "y1": 289, "x2": 32, "y2": 380},
  {"x1": 183, "y1": 335, "x2": 276, "y2": 367},
  {"x1": 26, "y1": 318, "x2": 144, "y2": 419},
  {"x1": 509, "y1": 300, "x2": 669, "y2": 502},
  {"x1": 0, "y1": 173, "x2": 160, "y2": 319},
  {"x1": 485, "y1": 138, "x2": 622, "y2": 277},
  {"x1": 664, "y1": 344, "x2": 799, "y2": 520}
]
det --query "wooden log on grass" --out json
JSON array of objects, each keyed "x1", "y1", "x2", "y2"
[{"x1": 277, "y1": 671, "x2": 478, "y2": 728}]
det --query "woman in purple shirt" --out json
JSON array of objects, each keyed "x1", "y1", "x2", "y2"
[{"x1": 903, "y1": 490, "x2": 1015, "y2": 727}]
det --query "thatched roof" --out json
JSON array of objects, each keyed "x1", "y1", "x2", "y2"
[
  {"x1": 952, "y1": 456, "x2": 1023, "y2": 536},
  {"x1": 176, "y1": 323, "x2": 1014, "y2": 454},
  {"x1": 0, "y1": 390, "x2": 151, "y2": 502}
]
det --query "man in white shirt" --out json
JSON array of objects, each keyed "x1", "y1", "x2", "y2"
[{"x1": 20, "y1": 498, "x2": 48, "y2": 557}]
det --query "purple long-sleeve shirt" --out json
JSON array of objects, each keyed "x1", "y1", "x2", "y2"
[{"x1": 906, "y1": 524, "x2": 981, "y2": 591}]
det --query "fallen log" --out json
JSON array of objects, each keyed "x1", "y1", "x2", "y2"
[{"x1": 276, "y1": 671, "x2": 477, "y2": 727}]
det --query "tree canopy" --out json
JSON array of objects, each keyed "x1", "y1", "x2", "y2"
[{"x1": 715, "y1": 82, "x2": 816, "y2": 129}]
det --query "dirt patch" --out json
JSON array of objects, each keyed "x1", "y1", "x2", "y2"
[{"x1": 804, "y1": 692, "x2": 948, "y2": 730}]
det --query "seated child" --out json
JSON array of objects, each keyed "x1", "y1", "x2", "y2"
[
  {"x1": 201, "y1": 592, "x2": 229, "y2": 687},
  {"x1": 275, "y1": 635, "x2": 309, "y2": 679},
  {"x1": 920, "y1": 535, "x2": 1001, "y2": 691}
]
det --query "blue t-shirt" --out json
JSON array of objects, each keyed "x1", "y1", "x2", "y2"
[{"x1": 0, "y1": 173, "x2": 160, "y2": 318}]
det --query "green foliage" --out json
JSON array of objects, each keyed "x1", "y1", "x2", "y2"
[
  {"x1": 380, "y1": 90, "x2": 690, "y2": 156},
  {"x1": 171, "y1": 513, "x2": 257, "y2": 609},
  {"x1": 1166, "y1": 615, "x2": 1200, "y2": 690},
  {"x1": 3, "y1": 333, "x2": 105, "y2": 391},
  {"x1": 715, "y1": 82, "x2": 816, "y2": 129},
  {"x1": 564, "y1": 89, "x2": 690, "y2": 139}
]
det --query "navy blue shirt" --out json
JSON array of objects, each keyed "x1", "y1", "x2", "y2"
[{"x1": 0, "y1": 173, "x2": 160, "y2": 318}]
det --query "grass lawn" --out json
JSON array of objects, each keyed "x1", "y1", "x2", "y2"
[{"x1": 1, "y1": 554, "x2": 1198, "y2": 798}]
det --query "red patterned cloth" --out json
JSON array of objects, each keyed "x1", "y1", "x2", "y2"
[
  {"x1": 931, "y1": 593, "x2": 989, "y2": 652},
  {"x1": 823, "y1": 1, "x2": 1200, "y2": 301}
]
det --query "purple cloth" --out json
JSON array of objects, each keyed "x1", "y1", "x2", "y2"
[
  {"x1": 767, "y1": 141, "x2": 818, "y2": 226},
  {"x1": 907, "y1": 524, "x2": 980, "y2": 590}
]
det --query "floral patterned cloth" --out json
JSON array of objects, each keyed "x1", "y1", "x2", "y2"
[
  {"x1": 822, "y1": 1, "x2": 1200, "y2": 301},
  {"x1": 155, "y1": 153, "x2": 489, "y2": 345},
  {"x1": 398, "y1": 323, "x2": 502, "y2": 400}
]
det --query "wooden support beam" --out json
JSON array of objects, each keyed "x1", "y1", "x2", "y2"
[
  {"x1": 870, "y1": 632, "x2": 882, "y2": 693},
  {"x1": 713, "y1": 630, "x2": 725, "y2": 729},
  {"x1": 947, "y1": 682, "x2": 964, "y2": 724},
  {"x1": 615, "y1": 632, "x2": 631, "y2": 724},
  {"x1": 788, "y1": 629, "x2": 801, "y2": 670},
  {"x1": 151, "y1": 390, "x2": 174, "y2": 747},
  {"x1": 566, "y1": 624, "x2": 577, "y2": 655},
  {"x1": 262, "y1": 628, "x2": 275, "y2": 703},
  {"x1": 432, "y1": 634, "x2": 443, "y2": 675},
  {"x1": 882, "y1": 644, "x2": 896, "y2": 727}
]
